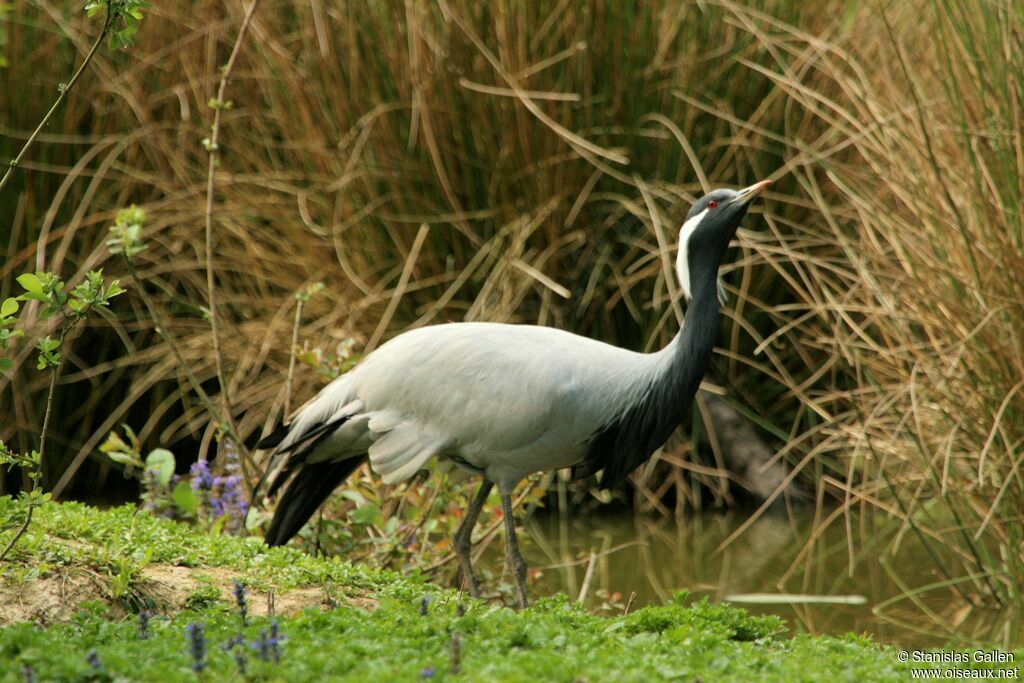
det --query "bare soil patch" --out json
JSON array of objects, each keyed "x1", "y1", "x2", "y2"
[{"x1": 0, "y1": 563, "x2": 378, "y2": 627}]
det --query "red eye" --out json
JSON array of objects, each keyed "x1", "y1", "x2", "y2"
[{"x1": 708, "y1": 200, "x2": 718, "y2": 209}]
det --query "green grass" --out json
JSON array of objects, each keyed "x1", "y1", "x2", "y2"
[
  {"x1": 0, "y1": 501, "x2": 926, "y2": 682},
  {"x1": 0, "y1": 597, "x2": 904, "y2": 682},
  {"x1": 0, "y1": 499, "x2": 394, "y2": 594}
]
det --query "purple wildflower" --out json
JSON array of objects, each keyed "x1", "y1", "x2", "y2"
[
  {"x1": 269, "y1": 620, "x2": 284, "y2": 663},
  {"x1": 141, "y1": 466, "x2": 179, "y2": 518},
  {"x1": 232, "y1": 646, "x2": 248, "y2": 676},
  {"x1": 233, "y1": 580, "x2": 248, "y2": 627},
  {"x1": 86, "y1": 649, "x2": 102, "y2": 670},
  {"x1": 252, "y1": 629, "x2": 271, "y2": 662},
  {"x1": 190, "y1": 458, "x2": 249, "y2": 534},
  {"x1": 190, "y1": 460, "x2": 214, "y2": 492},
  {"x1": 142, "y1": 468, "x2": 159, "y2": 508},
  {"x1": 221, "y1": 475, "x2": 249, "y2": 514},
  {"x1": 252, "y1": 624, "x2": 283, "y2": 664},
  {"x1": 420, "y1": 667, "x2": 436, "y2": 679},
  {"x1": 138, "y1": 610, "x2": 151, "y2": 640},
  {"x1": 185, "y1": 622, "x2": 206, "y2": 673},
  {"x1": 222, "y1": 634, "x2": 247, "y2": 676},
  {"x1": 221, "y1": 634, "x2": 244, "y2": 652}
]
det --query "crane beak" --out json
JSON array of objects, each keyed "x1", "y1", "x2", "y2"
[{"x1": 732, "y1": 179, "x2": 771, "y2": 206}]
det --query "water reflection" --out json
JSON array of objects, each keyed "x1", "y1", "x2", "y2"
[{"x1": 477, "y1": 509, "x2": 1020, "y2": 648}]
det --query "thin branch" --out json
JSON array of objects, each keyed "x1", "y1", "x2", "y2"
[
  {"x1": 0, "y1": 319, "x2": 70, "y2": 562},
  {"x1": 202, "y1": 0, "x2": 261, "y2": 441},
  {"x1": 0, "y1": 5, "x2": 113, "y2": 194}
]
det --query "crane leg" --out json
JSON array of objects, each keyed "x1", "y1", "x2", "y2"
[
  {"x1": 453, "y1": 480, "x2": 493, "y2": 599},
  {"x1": 501, "y1": 493, "x2": 529, "y2": 610}
]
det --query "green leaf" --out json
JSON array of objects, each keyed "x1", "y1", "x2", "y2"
[
  {"x1": 244, "y1": 507, "x2": 266, "y2": 530},
  {"x1": 100, "y1": 430, "x2": 129, "y2": 454},
  {"x1": 16, "y1": 273, "x2": 43, "y2": 294},
  {"x1": 105, "y1": 450, "x2": 143, "y2": 468},
  {"x1": 172, "y1": 480, "x2": 198, "y2": 515},
  {"x1": 122, "y1": 424, "x2": 139, "y2": 445},
  {"x1": 37, "y1": 337, "x2": 59, "y2": 353},
  {"x1": 350, "y1": 503, "x2": 380, "y2": 526},
  {"x1": 0, "y1": 358, "x2": 11, "y2": 371},
  {"x1": 208, "y1": 515, "x2": 225, "y2": 536},
  {"x1": 145, "y1": 448, "x2": 176, "y2": 487},
  {"x1": 338, "y1": 489, "x2": 367, "y2": 506},
  {"x1": 0, "y1": 298, "x2": 17, "y2": 317}
]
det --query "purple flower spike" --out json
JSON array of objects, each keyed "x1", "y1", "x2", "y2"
[
  {"x1": 185, "y1": 622, "x2": 206, "y2": 673},
  {"x1": 233, "y1": 580, "x2": 248, "y2": 626},
  {"x1": 190, "y1": 458, "x2": 250, "y2": 534},
  {"x1": 190, "y1": 460, "x2": 214, "y2": 492}
]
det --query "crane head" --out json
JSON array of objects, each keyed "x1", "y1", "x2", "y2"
[{"x1": 676, "y1": 180, "x2": 771, "y2": 301}]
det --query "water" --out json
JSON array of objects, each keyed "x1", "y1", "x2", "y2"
[{"x1": 479, "y1": 508, "x2": 1019, "y2": 649}]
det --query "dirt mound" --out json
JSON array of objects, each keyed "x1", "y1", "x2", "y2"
[{"x1": 0, "y1": 563, "x2": 377, "y2": 627}]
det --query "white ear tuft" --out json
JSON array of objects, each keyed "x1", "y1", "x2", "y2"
[{"x1": 675, "y1": 209, "x2": 708, "y2": 302}]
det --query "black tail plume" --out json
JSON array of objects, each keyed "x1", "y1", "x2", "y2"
[
  {"x1": 256, "y1": 423, "x2": 290, "y2": 450},
  {"x1": 264, "y1": 456, "x2": 366, "y2": 546}
]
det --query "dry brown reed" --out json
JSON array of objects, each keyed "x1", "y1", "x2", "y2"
[
  {"x1": 710, "y1": 0, "x2": 1023, "y2": 624},
  {"x1": 1, "y1": 0, "x2": 813, "y2": 496}
]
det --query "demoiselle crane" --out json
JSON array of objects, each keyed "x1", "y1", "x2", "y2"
[{"x1": 258, "y1": 180, "x2": 771, "y2": 608}]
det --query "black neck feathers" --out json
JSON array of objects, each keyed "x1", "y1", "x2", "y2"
[{"x1": 579, "y1": 252, "x2": 722, "y2": 489}]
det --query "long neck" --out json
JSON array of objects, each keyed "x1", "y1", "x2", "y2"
[
  {"x1": 666, "y1": 251, "x2": 721, "y2": 373},
  {"x1": 581, "y1": 249, "x2": 724, "y2": 488}
]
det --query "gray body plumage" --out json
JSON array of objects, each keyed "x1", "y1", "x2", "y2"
[{"x1": 266, "y1": 321, "x2": 674, "y2": 495}]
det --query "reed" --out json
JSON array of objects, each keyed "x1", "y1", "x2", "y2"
[
  {"x1": 0, "y1": 0, "x2": 817, "y2": 495},
  {"x1": 720, "y1": 0, "x2": 1024, "y2": 616}
]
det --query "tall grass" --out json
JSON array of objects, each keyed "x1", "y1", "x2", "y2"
[
  {"x1": 719, "y1": 0, "x2": 1024, "y2": 628},
  {"x1": 0, "y1": 0, "x2": 823, "y2": 497},
  {"x1": 1, "y1": 0, "x2": 1022, "y2": 637}
]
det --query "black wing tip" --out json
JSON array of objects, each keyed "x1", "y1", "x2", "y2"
[
  {"x1": 256, "y1": 423, "x2": 289, "y2": 450},
  {"x1": 263, "y1": 523, "x2": 291, "y2": 547},
  {"x1": 262, "y1": 457, "x2": 366, "y2": 548}
]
